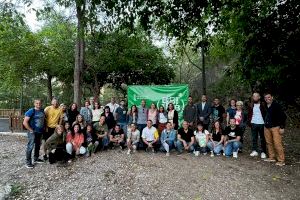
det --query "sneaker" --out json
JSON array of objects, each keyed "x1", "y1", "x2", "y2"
[
  {"x1": 67, "y1": 160, "x2": 72, "y2": 163},
  {"x1": 177, "y1": 151, "x2": 182, "y2": 156},
  {"x1": 43, "y1": 155, "x2": 48, "y2": 161},
  {"x1": 26, "y1": 164, "x2": 34, "y2": 169},
  {"x1": 216, "y1": 153, "x2": 221, "y2": 156},
  {"x1": 233, "y1": 152, "x2": 238, "y2": 158},
  {"x1": 34, "y1": 158, "x2": 44, "y2": 164},
  {"x1": 250, "y1": 151, "x2": 259, "y2": 157},
  {"x1": 166, "y1": 152, "x2": 170, "y2": 156},
  {"x1": 194, "y1": 151, "x2": 200, "y2": 157},
  {"x1": 264, "y1": 158, "x2": 276, "y2": 162},
  {"x1": 127, "y1": 149, "x2": 131, "y2": 155},
  {"x1": 210, "y1": 151, "x2": 214, "y2": 157},
  {"x1": 203, "y1": 152, "x2": 207, "y2": 155},
  {"x1": 261, "y1": 152, "x2": 267, "y2": 159},
  {"x1": 275, "y1": 162, "x2": 285, "y2": 166}
]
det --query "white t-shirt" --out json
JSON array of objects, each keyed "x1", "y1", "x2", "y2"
[
  {"x1": 251, "y1": 103, "x2": 264, "y2": 124},
  {"x1": 194, "y1": 130, "x2": 209, "y2": 147},
  {"x1": 142, "y1": 126, "x2": 157, "y2": 141},
  {"x1": 106, "y1": 103, "x2": 119, "y2": 114},
  {"x1": 127, "y1": 129, "x2": 140, "y2": 143},
  {"x1": 92, "y1": 108, "x2": 104, "y2": 122},
  {"x1": 158, "y1": 113, "x2": 168, "y2": 123}
]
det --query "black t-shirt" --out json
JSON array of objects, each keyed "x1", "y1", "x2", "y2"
[
  {"x1": 212, "y1": 131, "x2": 222, "y2": 142},
  {"x1": 178, "y1": 128, "x2": 194, "y2": 142},
  {"x1": 223, "y1": 126, "x2": 241, "y2": 140},
  {"x1": 111, "y1": 129, "x2": 124, "y2": 139},
  {"x1": 211, "y1": 105, "x2": 225, "y2": 122}
]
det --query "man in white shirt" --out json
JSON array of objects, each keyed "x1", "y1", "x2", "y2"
[
  {"x1": 106, "y1": 97, "x2": 119, "y2": 120},
  {"x1": 142, "y1": 120, "x2": 159, "y2": 152},
  {"x1": 247, "y1": 92, "x2": 267, "y2": 159}
]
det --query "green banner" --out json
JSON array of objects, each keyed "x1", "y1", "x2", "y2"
[{"x1": 127, "y1": 84, "x2": 189, "y2": 126}]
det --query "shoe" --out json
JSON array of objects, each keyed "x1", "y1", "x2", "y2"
[
  {"x1": 34, "y1": 158, "x2": 44, "y2": 164},
  {"x1": 127, "y1": 149, "x2": 131, "y2": 155},
  {"x1": 264, "y1": 158, "x2": 276, "y2": 162},
  {"x1": 261, "y1": 152, "x2": 267, "y2": 159},
  {"x1": 250, "y1": 151, "x2": 259, "y2": 157},
  {"x1": 233, "y1": 152, "x2": 238, "y2": 158},
  {"x1": 275, "y1": 162, "x2": 285, "y2": 166},
  {"x1": 194, "y1": 151, "x2": 200, "y2": 157},
  {"x1": 43, "y1": 155, "x2": 48, "y2": 161},
  {"x1": 67, "y1": 160, "x2": 72, "y2": 163},
  {"x1": 26, "y1": 164, "x2": 34, "y2": 169},
  {"x1": 166, "y1": 152, "x2": 170, "y2": 156},
  {"x1": 210, "y1": 151, "x2": 214, "y2": 157},
  {"x1": 203, "y1": 152, "x2": 207, "y2": 155},
  {"x1": 216, "y1": 153, "x2": 221, "y2": 156}
]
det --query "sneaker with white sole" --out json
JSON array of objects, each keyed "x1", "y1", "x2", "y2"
[
  {"x1": 26, "y1": 164, "x2": 34, "y2": 169},
  {"x1": 260, "y1": 152, "x2": 267, "y2": 159},
  {"x1": 250, "y1": 151, "x2": 259, "y2": 157},
  {"x1": 264, "y1": 158, "x2": 276, "y2": 162},
  {"x1": 127, "y1": 149, "x2": 131, "y2": 155},
  {"x1": 210, "y1": 151, "x2": 214, "y2": 157},
  {"x1": 194, "y1": 151, "x2": 200, "y2": 156},
  {"x1": 233, "y1": 152, "x2": 238, "y2": 158}
]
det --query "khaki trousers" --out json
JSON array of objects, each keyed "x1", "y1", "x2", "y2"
[{"x1": 264, "y1": 126, "x2": 285, "y2": 162}]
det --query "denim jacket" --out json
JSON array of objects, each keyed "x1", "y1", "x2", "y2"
[{"x1": 160, "y1": 129, "x2": 177, "y2": 143}]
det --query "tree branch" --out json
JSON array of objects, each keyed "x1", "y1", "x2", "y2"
[{"x1": 183, "y1": 47, "x2": 201, "y2": 71}]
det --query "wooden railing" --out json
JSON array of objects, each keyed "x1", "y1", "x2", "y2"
[
  {"x1": 0, "y1": 109, "x2": 22, "y2": 118},
  {"x1": 9, "y1": 115, "x2": 25, "y2": 132}
]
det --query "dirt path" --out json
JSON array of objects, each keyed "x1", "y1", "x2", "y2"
[{"x1": 0, "y1": 131, "x2": 299, "y2": 200}]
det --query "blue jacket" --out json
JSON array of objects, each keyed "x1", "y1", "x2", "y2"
[{"x1": 160, "y1": 129, "x2": 176, "y2": 143}]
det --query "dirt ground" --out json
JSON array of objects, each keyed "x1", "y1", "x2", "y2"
[{"x1": 0, "y1": 128, "x2": 299, "y2": 200}]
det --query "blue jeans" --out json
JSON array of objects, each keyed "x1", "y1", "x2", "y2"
[
  {"x1": 160, "y1": 140, "x2": 175, "y2": 152},
  {"x1": 224, "y1": 141, "x2": 242, "y2": 157},
  {"x1": 101, "y1": 136, "x2": 109, "y2": 147},
  {"x1": 207, "y1": 141, "x2": 223, "y2": 154},
  {"x1": 194, "y1": 144, "x2": 208, "y2": 154},
  {"x1": 118, "y1": 123, "x2": 128, "y2": 136},
  {"x1": 26, "y1": 132, "x2": 42, "y2": 165},
  {"x1": 137, "y1": 124, "x2": 147, "y2": 134},
  {"x1": 176, "y1": 140, "x2": 194, "y2": 153}
]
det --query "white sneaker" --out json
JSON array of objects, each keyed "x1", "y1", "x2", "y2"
[
  {"x1": 233, "y1": 152, "x2": 238, "y2": 158},
  {"x1": 250, "y1": 151, "x2": 259, "y2": 157},
  {"x1": 195, "y1": 151, "x2": 200, "y2": 156},
  {"x1": 210, "y1": 151, "x2": 214, "y2": 157},
  {"x1": 261, "y1": 152, "x2": 267, "y2": 159},
  {"x1": 127, "y1": 149, "x2": 131, "y2": 155}
]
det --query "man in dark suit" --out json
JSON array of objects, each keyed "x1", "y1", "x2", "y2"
[{"x1": 197, "y1": 95, "x2": 212, "y2": 130}]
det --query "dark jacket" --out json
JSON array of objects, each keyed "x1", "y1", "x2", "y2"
[
  {"x1": 101, "y1": 112, "x2": 116, "y2": 129},
  {"x1": 196, "y1": 102, "x2": 212, "y2": 124},
  {"x1": 247, "y1": 101, "x2": 267, "y2": 126},
  {"x1": 45, "y1": 132, "x2": 64, "y2": 151},
  {"x1": 67, "y1": 109, "x2": 79, "y2": 125},
  {"x1": 265, "y1": 101, "x2": 286, "y2": 129},
  {"x1": 183, "y1": 104, "x2": 197, "y2": 123}
]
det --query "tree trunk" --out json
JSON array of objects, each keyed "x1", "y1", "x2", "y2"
[
  {"x1": 46, "y1": 73, "x2": 53, "y2": 101},
  {"x1": 201, "y1": 30, "x2": 206, "y2": 95},
  {"x1": 73, "y1": 1, "x2": 86, "y2": 107}
]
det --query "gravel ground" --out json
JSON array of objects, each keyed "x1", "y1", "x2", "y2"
[{"x1": 0, "y1": 129, "x2": 299, "y2": 200}]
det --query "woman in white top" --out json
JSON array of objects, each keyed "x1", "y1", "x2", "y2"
[
  {"x1": 148, "y1": 103, "x2": 158, "y2": 127},
  {"x1": 127, "y1": 123, "x2": 140, "y2": 154},
  {"x1": 92, "y1": 102, "x2": 104, "y2": 124},
  {"x1": 167, "y1": 103, "x2": 179, "y2": 130},
  {"x1": 194, "y1": 122, "x2": 209, "y2": 156},
  {"x1": 157, "y1": 106, "x2": 168, "y2": 134}
]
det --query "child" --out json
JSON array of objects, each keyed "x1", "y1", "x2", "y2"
[
  {"x1": 194, "y1": 122, "x2": 209, "y2": 156},
  {"x1": 86, "y1": 124, "x2": 99, "y2": 156}
]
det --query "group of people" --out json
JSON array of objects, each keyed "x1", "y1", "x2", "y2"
[{"x1": 23, "y1": 92, "x2": 287, "y2": 169}]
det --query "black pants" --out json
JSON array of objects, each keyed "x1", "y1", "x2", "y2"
[
  {"x1": 48, "y1": 146, "x2": 68, "y2": 164},
  {"x1": 44, "y1": 127, "x2": 55, "y2": 140},
  {"x1": 109, "y1": 141, "x2": 126, "y2": 149},
  {"x1": 251, "y1": 123, "x2": 266, "y2": 153}
]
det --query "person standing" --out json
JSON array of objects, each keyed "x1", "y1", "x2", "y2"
[
  {"x1": 137, "y1": 99, "x2": 148, "y2": 133},
  {"x1": 263, "y1": 92, "x2": 287, "y2": 166},
  {"x1": 234, "y1": 101, "x2": 247, "y2": 148},
  {"x1": 106, "y1": 97, "x2": 119, "y2": 120},
  {"x1": 148, "y1": 103, "x2": 158, "y2": 127},
  {"x1": 197, "y1": 95, "x2": 212, "y2": 130},
  {"x1": 226, "y1": 99, "x2": 237, "y2": 126},
  {"x1": 23, "y1": 99, "x2": 45, "y2": 168},
  {"x1": 248, "y1": 92, "x2": 267, "y2": 159},
  {"x1": 80, "y1": 100, "x2": 93, "y2": 124},
  {"x1": 115, "y1": 100, "x2": 127, "y2": 134},
  {"x1": 157, "y1": 106, "x2": 168, "y2": 133},
  {"x1": 67, "y1": 103, "x2": 79, "y2": 126},
  {"x1": 183, "y1": 96, "x2": 197, "y2": 127},
  {"x1": 211, "y1": 98, "x2": 225, "y2": 123},
  {"x1": 44, "y1": 98, "x2": 63, "y2": 160},
  {"x1": 167, "y1": 102, "x2": 179, "y2": 130},
  {"x1": 92, "y1": 102, "x2": 104, "y2": 125}
]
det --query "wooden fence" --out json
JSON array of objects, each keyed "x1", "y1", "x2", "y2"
[
  {"x1": 9, "y1": 115, "x2": 25, "y2": 132},
  {"x1": 0, "y1": 109, "x2": 22, "y2": 118}
]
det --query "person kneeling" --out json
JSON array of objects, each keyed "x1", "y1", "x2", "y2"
[
  {"x1": 223, "y1": 118, "x2": 242, "y2": 158},
  {"x1": 160, "y1": 122, "x2": 176, "y2": 156},
  {"x1": 142, "y1": 120, "x2": 159, "y2": 153},
  {"x1": 194, "y1": 122, "x2": 209, "y2": 156},
  {"x1": 86, "y1": 124, "x2": 99, "y2": 156},
  {"x1": 109, "y1": 125, "x2": 126, "y2": 150},
  {"x1": 176, "y1": 121, "x2": 195, "y2": 154},
  {"x1": 45, "y1": 125, "x2": 67, "y2": 164},
  {"x1": 127, "y1": 123, "x2": 140, "y2": 154},
  {"x1": 66, "y1": 124, "x2": 86, "y2": 162}
]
